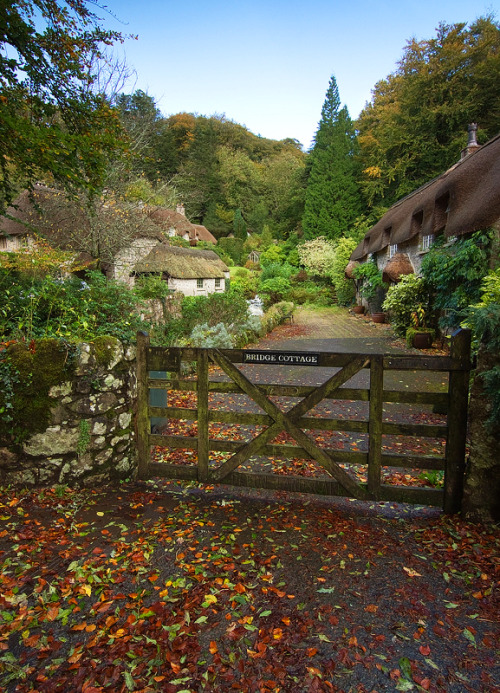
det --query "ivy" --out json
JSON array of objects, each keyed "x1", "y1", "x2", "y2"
[
  {"x1": 420, "y1": 230, "x2": 492, "y2": 329},
  {"x1": 0, "y1": 353, "x2": 20, "y2": 424}
]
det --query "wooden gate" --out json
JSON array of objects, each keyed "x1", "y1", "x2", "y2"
[{"x1": 136, "y1": 330, "x2": 472, "y2": 512}]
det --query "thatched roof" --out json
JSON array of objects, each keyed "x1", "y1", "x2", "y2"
[
  {"x1": 382, "y1": 253, "x2": 415, "y2": 283},
  {"x1": 350, "y1": 132, "x2": 500, "y2": 262},
  {"x1": 134, "y1": 244, "x2": 229, "y2": 279},
  {"x1": 192, "y1": 224, "x2": 217, "y2": 243},
  {"x1": 145, "y1": 207, "x2": 194, "y2": 238},
  {"x1": 344, "y1": 260, "x2": 360, "y2": 279},
  {"x1": 0, "y1": 186, "x2": 165, "y2": 256}
]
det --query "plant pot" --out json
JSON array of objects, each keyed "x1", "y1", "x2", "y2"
[
  {"x1": 412, "y1": 331, "x2": 433, "y2": 349},
  {"x1": 352, "y1": 305, "x2": 365, "y2": 314},
  {"x1": 371, "y1": 312, "x2": 386, "y2": 324}
]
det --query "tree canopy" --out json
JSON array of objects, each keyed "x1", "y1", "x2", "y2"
[
  {"x1": 357, "y1": 15, "x2": 500, "y2": 209},
  {"x1": 0, "y1": 0, "x2": 128, "y2": 213},
  {"x1": 302, "y1": 75, "x2": 362, "y2": 241}
]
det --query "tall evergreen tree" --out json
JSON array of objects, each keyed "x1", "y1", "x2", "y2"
[{"x1": 302, "y1": 75, "x2": 362, "y2": 240}]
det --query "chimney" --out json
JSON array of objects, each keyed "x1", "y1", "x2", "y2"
[
  {"x1": 461, "y1": 123, "x2": 481, "y2": 159},
  {"x1": 176, "y1": 203, "x2": 185, "y2": 216}
]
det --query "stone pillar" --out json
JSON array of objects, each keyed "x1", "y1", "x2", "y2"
[{"x1": 462, "y1": 346, "x2": 500, "y2": 522}]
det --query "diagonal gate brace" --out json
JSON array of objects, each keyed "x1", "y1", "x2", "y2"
[{"x1": 209, "y1": 350, "x2": 369, "y2": 499}]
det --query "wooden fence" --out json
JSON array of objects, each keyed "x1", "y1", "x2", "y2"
[{"x1": 136, "y1": 329, "x2": 472, "y2": 512}]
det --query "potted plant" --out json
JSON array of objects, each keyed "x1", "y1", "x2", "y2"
[
  {"x1": 406, "y1": 305, "x2": 435, "y2": 348},
  {"x1": 352, "y1": 304, "x2": 365, "y2": 314}
]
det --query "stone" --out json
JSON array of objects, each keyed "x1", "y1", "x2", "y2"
[
  {"x1": 0, "y1": 447, "x2": 18, "y2": 468},
  {"x1": 49, "y1": 382, "x2": 72, "y2": 398},
  {"x1": 23, "y1": 427, "x2": 80, "y2": 457},
  {"x1": 119, "y1": 412, "x2": 132, "y2": 429},
  {"x1": 95, "y1": 449, "x2": 113, "y2": 465},
  {"x1": 92, "y1": 422, "x2": 107, "y2": 436}
]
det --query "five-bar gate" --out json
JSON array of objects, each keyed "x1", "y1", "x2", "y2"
[{"x1": 136, "y1": 330, "x2": 472, "y2": 512}]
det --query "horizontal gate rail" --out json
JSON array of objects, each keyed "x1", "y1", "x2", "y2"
[{"x1": 136, "y1": 329, "x2": 472, "y2": 511}]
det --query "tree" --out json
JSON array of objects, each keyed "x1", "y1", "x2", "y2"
[
  {"x1": 357, "y1": 16, "x2": 500, "y2": 208},
  {"x1": 302, "y1": 75, "x2": 362, "y2": 240},
  {"x1": 233, "y1": 208, "x2": 247, "y2": 241},
  {"x1": 297, "y1": 237, "x2": 337, "y2": 277},
  {"x1": 0, "y1": 1, "x2": 128, "y2": 213}
]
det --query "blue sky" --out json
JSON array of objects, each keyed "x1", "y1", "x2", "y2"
[{"x1": 101, "y1": 0, "x2": 497, "y2": 150}]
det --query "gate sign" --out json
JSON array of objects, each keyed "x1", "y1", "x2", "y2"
[{"x1": 243, "y1": 350, "x2": 320, "y2": 366}]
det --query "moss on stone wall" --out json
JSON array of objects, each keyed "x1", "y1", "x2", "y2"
[
  {"x1": 93, "y1": 336, "x2": 122, "y2": 368},
  {"x1": 0, "y1": 339, "x2": 76, "y2": 448}
]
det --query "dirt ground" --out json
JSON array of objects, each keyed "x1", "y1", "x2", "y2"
[{"x1": 0, "y1": 308, "x2": 498, "y2": 693}]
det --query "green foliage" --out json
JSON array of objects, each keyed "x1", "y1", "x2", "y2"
[
  {"x1": 258, "y1": 277, "x2": 292, "y2": 308},
  {"x1": 465, "y1": 268, "x2": 500, "y2": 429},
  {"x1": 232, "y1": 208, "x2": 247, "y2": 241},
  {"x1": 382, "y1": 274, "x2": 432, "y2": 337},
  {"x1": 184, "y1": 323, "x2": 234, "y2": 349},
  {"x1": 0, "y1": 339, "x2": 77, "y2": 446},
  {"x1": 230, "y1": 269, "x2": 260, "y2": 299},
  {"x1": 0, "y1": 354, "x2": 20, "y2": 423},
  {"x1": 421, "y1": 231, "x2": 492, "y2": 329},
  {"x1": 0, "y1": 1, "x2": 127, "y2": 212},
  {"x1": 357, "y1": 16, "x2": 500, "y2": 209},
  {"x1": 288, "y1": 284, "x2": 336, "y2": 306},
  {"x1": 352, "y1": 261, "x2": 387, "y2": 309},
  {"x1": 330, "y1": 237, "x2": 357, "y2": 306},
  {"x1": 218, "y1": 237, "x2": 245, "y2": 265},
  {"x1": 260, "y1": 302, "x2": 295, "y2": 333},
  {"x1": 0, "y1": 257, "x2": 146, "y2": 343},
  {"x1": 132, "y1": 275, "x2": 173, "y2": 301},
  {"x1": 259, "y1": 262, "x2": 295, "y2": 283},
  {"x1": 297, "y1": 237, "x2": 336, "y2": 277},
  {"x1": 259, "y1": 244, "x2": 286, "y2": 266},
  {"x1": 76, "y1": 419, "x2": 91, "y2": 456},
  {"x1": 178, "y1": 289, "x2": 250, "y2": 336},
  {"x1": 303, "y1": 75, "x2": 362, "y2": 240}
]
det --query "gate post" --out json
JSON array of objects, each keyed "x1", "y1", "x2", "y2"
[
  {"x1": 444, "y1": 328, "x2": 472, "y2": 513},
  {"x1": 136, "y1": 331, "x2": 151, "y2": 480}
]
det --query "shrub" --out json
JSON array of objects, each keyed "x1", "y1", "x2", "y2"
[
  {"x1": 133, "y1": 275, "x2": 172, "y2": 300},
  {"x1": 259, "y1": 261, "x2": 295, "y2": 282},
  {"x1": 184, "y1": 322, "x2": 234, "y2": 349},
  {"x1": 421, "y1": 230, "x2": 492, "y2": 329},
  {"x1": 289, "y1": 284, "x2": 335, "y2": 306},
  {"x1": 352, "y1": 260, "x2": 387, "y2": 310},
  {"x1": 330, "y1": 237, "x2": 357, "y2": 306},
  {"x1": 382, "y1": 274, "x2": 432, "y2": 337},
  {"x1": 258, "y1": 277, "x2": 292, "y2": 308},
  {"x1": 260, "y1": 302, "x2": 294, "y2": 333}
]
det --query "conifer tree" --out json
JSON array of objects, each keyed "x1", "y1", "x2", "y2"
[{"x1": 303, "y1": 75, "x2": 362, "y2": 240}]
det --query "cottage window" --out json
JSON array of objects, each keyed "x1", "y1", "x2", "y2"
[
  {"x1": 0, "y1": 237, "x2": 6, "y2": 250},
  {"x1": 197, "y1": 278, "x2": 204, "y2": 289},
  {"x1": 420, "y1": 234, "x2": 434, "y2": 251},
  {"x1": 434, "y1": 192, "x2": 450, "y2": 234},
  {"x1": 215, "y1": 278, "x2": 221, "y2": 289},
  {"x1": 389, "y1": 244, "x2": 398, "y2": 258},
  {"x1": 411, "y1": 210, "x2": 424, "y2": 236}
]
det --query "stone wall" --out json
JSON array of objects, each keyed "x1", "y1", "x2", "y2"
[
  {"x1": 0, "y1": 338, "x2": 138, "y2": 488},
  {"x1": 462, "y1": 346, "x2": 500, "y2": 522}
]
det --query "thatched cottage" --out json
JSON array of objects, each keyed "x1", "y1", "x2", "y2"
[
  {"x1": 346, "y1": 127, "x2": 500, "y2": 298},
  {"x1": 133, "y1": 244, "x2": 229, "y2": 296},
  {"x1": 146, "y1": 205, "x2": 217, "y2": 245},
  {"x1": 0, "y1": 187, "x2": 227, "y2": 296}
]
